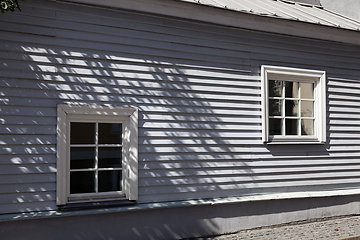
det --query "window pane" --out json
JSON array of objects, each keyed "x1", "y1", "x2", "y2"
[
  {"x1": 70, "y1": 122, "x2": 95, "y2": 144},
  {"x1": 269, "y1": 118, "x2": 282, "y2": 135},
  {"x1": 269, "y1": 99, "x2": 283, "y2": 116},
  {"x1": 99, "y1": 123, "x2": 122, "y2": 144},
  {"x1": 98, "y1": 170, "x2": 122, "y2": 192},
  {"x1": 300, "y1": 83, "x2": 314, "y2": 99},
  {"x1": 285, "y1": 81, "x2": 299, "y2": 98},
  {"x1": 70, "y1": 147, "x2": 95, "y2": 169},
  {"x1": 301, "y1": 101, "x2": 314, "y2": 117},
  {"x1": 286, "y1": 119, "x2": 298, "y2": 135},
  {"x1": 301, "y1": 119, "x2": 314, "y2": 135},
  {"x1": 285, "y1": 100, "x2": 299, "y2": 117},
  {"x1": 98, "y1": 147, "x2": 122, "y2": 168},
  {"x1": 269, "y1": 80, "x2": 283, "y2": 97},
  {"x1": 70, "y1": 171, "x2": 95, "y2": 194}
]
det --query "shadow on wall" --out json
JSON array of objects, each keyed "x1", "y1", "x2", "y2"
[
  {"x1": 2, "y1": 193, "x2": 360, "y2": 240},
  {"x1": 0, "y1": 1, "x2": 338, "y2": 238},
  {"x1": 0, "y1": 43, "x2": 256, "y2": 238},
  {"x1": 0, "y1": 3, "x2": 259, "y2": 237}
]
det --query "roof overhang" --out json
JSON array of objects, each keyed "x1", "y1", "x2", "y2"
[
  {"x1": 285, "y1": 0, "x2": 321, "y2": 6},
  {"x1": 64, "y1": 0, "x2": 360, "y2": 46}
]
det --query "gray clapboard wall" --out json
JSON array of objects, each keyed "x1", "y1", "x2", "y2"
[{"x1": 1, "y1": 0, "x2": 360, "y2": 215}]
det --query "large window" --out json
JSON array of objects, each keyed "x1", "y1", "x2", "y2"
[
  {"x1": 57, "y1": 104, "x2": 138, "y2": 205},
  {"x1": 261, "y1": 66, "x2": 326, "y2": 144}
]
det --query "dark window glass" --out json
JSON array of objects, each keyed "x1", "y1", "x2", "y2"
[
  {"x1": 269, "y1": 118, "x2": 282, "y2": 135},
  {"x1": 98, "y1": 170, "x2": 122, "y2": 192},
  {"x1": 98, "y1": 147, "x2": 122, "y2": 168},
  {"x1": 70, "y1": 147, "x2": 95, "y2": 169},
  {"x1": 301, "y1": 119, "x2": 314, "y2": 135},
  {"x1": 70, "y1": 171, "x2": 95, "y2": 194},
  {"x1": 70, "y1": 122, "x2": 95, "y2": 144},
  {"x1": 286, "y1": 119, "x2": 298, "y2": 135},
  {"x1": 285, "y1": 100, "x2": 299, "y2": 117},
  {"x1": 99, "y1": 123, "x2": 122, "y2": 144},
  {"x1": 285, "y1": 81, "x2": 299, "y2": 98}
]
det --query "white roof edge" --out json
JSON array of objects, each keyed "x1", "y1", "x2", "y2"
[
  {"x1": 323, "y1": 8, "x2": 360, "y2": 26},
  {"x1": 63, "y1": 0, "x2": 360, "y2": 46},
  {"x1": 281, "y1": 0, "x2": 321, "y2": 7}
]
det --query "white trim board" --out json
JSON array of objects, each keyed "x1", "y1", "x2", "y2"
[
  {"x1": 56, "y1": 104, "x2": 138, "y2": 205},
  {"x1": 261, "y1": 65, "x2": 326, "y2": 144}
]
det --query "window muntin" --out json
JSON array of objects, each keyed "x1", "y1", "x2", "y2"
[
  {"x1": 57, "y1": 105, "x2": 138, "y2": 205},
  {"x1": 268, "y1": 80, "x2": 315, "y2": 137},
  {"x1": 261, "y1": 66, "x2": 326, "y2": 144},
  {"x1": 69, "y1": 122, "x2": 123, "y2": 195}
]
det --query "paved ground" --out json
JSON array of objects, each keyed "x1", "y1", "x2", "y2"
[{"x1": 190, "y1": 215, "x2": 360, "y2": 240}]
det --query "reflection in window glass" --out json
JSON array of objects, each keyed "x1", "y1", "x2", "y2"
[
  {"x1": 269, "y1": 80, "x2": 283, "y2": 97},
  {"x1": 268, "y1": 79, "x2": 316, "y2": 137},
  {"x1": 301, "y1": 119, "x2": 314, "y2": 135},
  {"x1": 285, "y1": 82, "x2": 299, "y2": 98},
  {"x1": 300, "y1": 82, "x2": 314, "y2": 99},
  {"x1": 301, "y1": 101, "x2": 314, "y2": 117},
  {"x1": 269, "y1": 99, "x2": 282, "y2": 116}
]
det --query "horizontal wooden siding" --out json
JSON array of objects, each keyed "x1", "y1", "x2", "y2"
[{"x1": 1, "y1": 0, "x2": 360, "y2": 214}]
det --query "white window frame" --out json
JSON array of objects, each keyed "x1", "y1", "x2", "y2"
[
  {"x1": 261, "y1": 65, "x2": 326, "y2": 144},
  {"x1": 56, "y1": 104, "x2": 138, "y2": 205}
]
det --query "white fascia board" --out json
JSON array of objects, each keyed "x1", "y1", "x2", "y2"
[
  {"x1": 282, "y1": 0, "x2": 321, "y2": 7},
  {"x1": 64, "y1": 0, "x2": 360, "y2": 46}
]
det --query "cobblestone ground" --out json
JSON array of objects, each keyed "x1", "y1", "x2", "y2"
[{"x1": 192, "y1": 215, "x2": 360, "y2": 240}]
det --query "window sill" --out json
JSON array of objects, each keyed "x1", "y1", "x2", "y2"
[
  {"x1": 266, "y1": 135, "x2": 325, "y2": 145},
  {"x1": 266, "y1": 141, "x2": 325, "y2": 145},
  {"x1": 58, "y1": 199, "x2": 137, "y2": 212},
  {"x1": 68, "y1": 192, "x2": 127, "y2": 203}
]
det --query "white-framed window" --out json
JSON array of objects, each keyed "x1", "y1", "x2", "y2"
[
  {"x1": 56, "y1": 104, "x2": 138, "y2": 205},
  {"x1": 261, "y1": 65, "x2": 326, "y2": 144}
]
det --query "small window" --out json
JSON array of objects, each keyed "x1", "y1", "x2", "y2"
[
  {"x1": 261, "y1": 66, "x2": 326, "y2": 144},
  {"x1": 57, "y1": 104, "x2": 138, "y2": 205}
]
